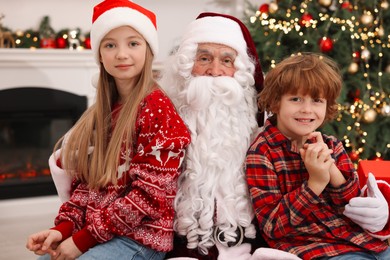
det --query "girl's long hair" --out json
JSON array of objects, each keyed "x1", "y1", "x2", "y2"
[{"x1": 55, "y1": 45, "x2": 156, "y2": 189}]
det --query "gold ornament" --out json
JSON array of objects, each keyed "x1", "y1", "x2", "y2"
[
  {"x1": 363, "y1": 108, "x2": 377, "y2": 123},
  {"x1": 348, "y1": 62, "x2": 359, "y2": 74},
  {"x1": 382, "y1": 104, "x2": 390, "y2": 116},
  {"x1": 381, "y1": 1, "x2": 389, "y2": 9},
  {"x1": 361, "y1": 49, "x2": 371, "y2": 61},
  {"x1": 386, "y1": 64, "x2": 390, "y2": 73},
  {"x1": 269, "y1": 2, "x2": 279, "y2": 13},
  {"x1": 361, "y1": 12, "x2": 374, "y2": 25},
  {"x1": 377, "y1": 26, "x2": 385, "y2": 37},
  {"x1": 318, "y1": 0, "x2": 332, "y2": 7}
]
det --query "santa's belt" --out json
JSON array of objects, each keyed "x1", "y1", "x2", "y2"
[{"x1": 213, "y1": 225, "x2": 244, "y2": 247}]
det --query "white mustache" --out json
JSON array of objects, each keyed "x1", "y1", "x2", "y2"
[{"x1": 185, "y1": 76, "x2": 244, "y2": 110}]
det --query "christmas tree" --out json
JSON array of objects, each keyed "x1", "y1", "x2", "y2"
[{"x1": 245, "y1": 0, "x2": 390, "y2": 162}]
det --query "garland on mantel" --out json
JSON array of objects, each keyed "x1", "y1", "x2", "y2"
[{"x1": 0, "y1": 15, "x2": 91, "y2": 50}]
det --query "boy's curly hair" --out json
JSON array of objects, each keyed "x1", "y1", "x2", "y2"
[{"x1": 259, "y1": 52, "x2": 342, "y2": 123}]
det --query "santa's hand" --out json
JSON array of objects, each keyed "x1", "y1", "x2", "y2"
[
  {"x1": 344, "y1": 173, "x2": 389, "y2": 233},
  {"x1": 216, "y1": 242, "x2": 251, "y2": 260}
]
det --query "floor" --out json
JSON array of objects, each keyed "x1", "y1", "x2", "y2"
[{"x1": 0, "y1": 195, "x2": 62, "y2": 260}]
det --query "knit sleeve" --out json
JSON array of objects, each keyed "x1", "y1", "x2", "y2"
[{"x1": 52, "y1": 181, "x2": 89, "y2": 240}]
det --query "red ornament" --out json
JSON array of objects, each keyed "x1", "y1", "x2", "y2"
[
  {"x1": 318, "y1": 37, "x2": 333, "y2": 52},
  {"x1": 84, "y1": 37, "x2": 91, "y2": 49},
  {"x1": 347, "y1": 89, "x2": 361, "y2": 101},
  {"x1": 40, "y1": 38, "x2": 56, "y2": 48},
  {"x1": 56, "y1": 37, "x2": 67, "y2": 49},
  {"x1": 299, "y1": 13, "x2": 313, "y2": 27},
  {"x1": 259, "y1": 4, "x2": 269, "y2": 13},
  {"x1": 371, "y1": 156, "x2": 384, "y2": 161},
  {"x1": 352, "y1": 51, "x2": 360, "y2": 62},
  {"x1": 341, "y1": 1, "x2": 353, "y2": 12},
  {"x1": 349, "y1": 151, "x2": 360, "y2": 161}
]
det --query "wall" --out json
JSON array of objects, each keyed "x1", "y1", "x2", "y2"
[{"x1": 0, "y1": 0, "x2": 266, "y2": 63}]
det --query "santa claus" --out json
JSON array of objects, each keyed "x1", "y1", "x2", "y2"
[
  {"x1": 160, "y1": 12, "x2": 264, "y2": 259},
  {"x1": 159, "y1": 12, "x2": 390, "y2": 260}
]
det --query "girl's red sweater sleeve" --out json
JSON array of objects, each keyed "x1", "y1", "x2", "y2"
[
  {"x1": 72, "y1": 227, "x2": 98, "y2": 253},
  {"x1": 51, "y1": 222, "x2": 98, "y2": 253}
]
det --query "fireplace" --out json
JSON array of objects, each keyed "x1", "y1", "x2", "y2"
[
  {"x1": 0, "y1": 87, "x2": 87, "y2": 199},
  {"x1": 0, "y1": 49, "x2": 98, "y2": 199}
]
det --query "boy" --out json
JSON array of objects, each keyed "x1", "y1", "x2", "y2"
[{"x1": 246, "y1": 53, "x2": 390, "y2": 259}]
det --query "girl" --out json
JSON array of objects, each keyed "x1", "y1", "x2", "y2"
[{"x1": 26, "y1": 1, "x2": 190, "y2": 259}]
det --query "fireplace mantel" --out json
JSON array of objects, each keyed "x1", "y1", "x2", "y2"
[{"x1": 0, "y1": 49, "x2": 98, "y2": 106}]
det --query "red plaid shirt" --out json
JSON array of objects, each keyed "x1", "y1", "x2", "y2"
[{"x1": 246, "y1": 120, "x2": 388, "y2": 260}]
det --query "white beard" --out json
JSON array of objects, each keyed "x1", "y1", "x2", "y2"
[{"x1": 173, "y1": 76, "x2": 258, "y2": 254}]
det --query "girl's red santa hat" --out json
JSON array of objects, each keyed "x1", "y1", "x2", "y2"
[{"x1": 90, "y1": 0, "x2": 158, "y2": 64}]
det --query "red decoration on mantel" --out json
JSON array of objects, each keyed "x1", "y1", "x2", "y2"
[
  {"x1": 84, "y1": 37, "x2": 91, "y2": 49},
  {"x1": 40, "y1": 38, "x2": 56, "y2": 48},
  {"x1": 56, "y1": 37, "x2": 67, "y2": 49}
]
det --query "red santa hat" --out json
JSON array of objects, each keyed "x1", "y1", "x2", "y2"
[
  {"x1": 182, "y1": 12, "x2": 264, "y2": 125},
  {"x1": 90, "y1": 0, "x2": 158, "y2": 64},
  {"x1": 181, "y1": 12, "x2": 264, "y2": 93}
]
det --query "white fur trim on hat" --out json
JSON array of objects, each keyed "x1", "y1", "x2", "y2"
[
  {"x1": 180, "y1": 16, "x2": 248, "y2": 59},
  {"x1": 91, "y1": 6, "x2": 158, "y2": 64}
]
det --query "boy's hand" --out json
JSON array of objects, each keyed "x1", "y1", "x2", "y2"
[{"x1": 300, "y1": 132, "x2": 334, "y2": 194}]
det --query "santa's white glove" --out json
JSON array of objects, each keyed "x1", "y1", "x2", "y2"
[
  {"x1": 216, "y1": 242, "x2": 251, "y2": 260},
  {"x1": 344, "y1": 172, "x2": 389, "y2": 233},
  {"x1": 49, "y1": 149, "x2": 72, "y2": 203}
]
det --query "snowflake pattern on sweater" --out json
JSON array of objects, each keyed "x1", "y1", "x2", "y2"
[{"x1": 52, "y1": 89, "x2": 191, "y2": 253}]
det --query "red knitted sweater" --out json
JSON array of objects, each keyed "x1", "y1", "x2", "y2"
[{"x1": 52, "y1": 89, "x2": 191, "y2": 253}]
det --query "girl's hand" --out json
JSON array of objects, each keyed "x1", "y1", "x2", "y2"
[
  {"x1": 51, "y1": 236, "x2": 82, "y2": 260},
  {"x1": 26, "y1": 229, "x2": 62, "y2": 255}
]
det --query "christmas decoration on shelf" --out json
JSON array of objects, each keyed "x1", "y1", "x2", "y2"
[
  {"x1": 0, "y1": 14, "x2": 91, "y2": 50},
  {"x1": 83, "y1": 33, "x2": 91, "y2": 49},
  {"x1": 0, "y1": 13, "x2": 15, "y2": 48},
  {"x1": 56, "y1": 29, "x2": 69, "y2": 49},
  {"x1": 39, "y1": 16, "x2": 56, "y2": 48},
  {"x1": 245, "y1": 0, "x2": 390, "y2": 160},
  {"x1": 68, "y1": 29, "x2": 81, "y2": 50}
]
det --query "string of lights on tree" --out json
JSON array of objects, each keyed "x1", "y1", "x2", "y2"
[{"x1": 245, "y1": 0, "x2": 390, "y2": 163}]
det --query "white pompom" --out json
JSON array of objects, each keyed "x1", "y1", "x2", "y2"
[{"x1": 91, "y1": 72, "x2": 99, "y2": 88}]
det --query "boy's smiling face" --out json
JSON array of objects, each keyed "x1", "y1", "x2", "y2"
[{"x1": 276, "y1": 92, "x2": 327, "y2": 144}]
